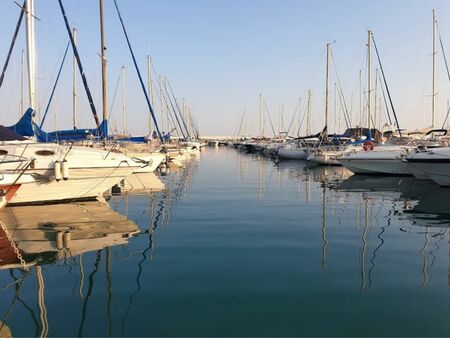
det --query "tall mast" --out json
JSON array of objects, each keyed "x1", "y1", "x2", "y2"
[
  {"x1": 25, "y1": 0, "x2": 36, "y2": 110},
  {"x1": 432, "y1": 9, "x2": 436, "y2": 127},
  {"x1": 367, "y1": 30, "x2": 371, "y2": 130},
  {"x1": 333, "y1": 82, "x2": 337, "y2": 133},
  {"x1": 259, "y1": 93, "x2": 262, "y2": 138},
  {"x1": 99, "y1": 0, "x2": 108, "y2": 124},
  {"x1": 72, "y1": 27, "x2": 77, "y2": 129},
  {"x1": 20, "y1": 49, "x2": 24, "y2": 116},
  {"x1": 374, "y1": 68, "x2": 378, "y2": 130},
  {"x1": 121, "y1": 65, "x2": 126, "y2": 135},
  {"x1": 359, "y1": 69, "x2": 362, "y2": 126},
  {"x1": 307, "y1": 89, "x2": 312, "y2": 135},
  {"x1": 325, "y1": 42, "x2": 331, "y2": 130},
  {"x1": 147, "y1": 55, "x2": 154, "y2": 133}
]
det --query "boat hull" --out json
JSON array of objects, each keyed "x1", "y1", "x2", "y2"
[
  {"x1": 277, "y1": 147, "x2": 308, "y2": 160},
  {"x1": 338, "y1": 158, "x2": 412, "y2": 175},
  {"x1": 338, "y1": 147, "x2": 414, "y2": 175},
  {"x1": 8, "y1": 167, "x2": 134, "y2": 204}
]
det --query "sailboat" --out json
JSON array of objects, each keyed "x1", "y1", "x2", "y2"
[
  {"x1": 339, "y1": 15, "x2": 449, "y2": 175},
  {"x1": 0, "y1": 1, "x2": 145, "y2": 205},
  {"x1": 306, "y1": 42, "x2": 361, "y2": 165},
  {"x1": 277, "y1": 91, "x2": 314, "y2": 160},
  {"x1": 337, "y1": 30, "x2": 414, "y2": 174}
]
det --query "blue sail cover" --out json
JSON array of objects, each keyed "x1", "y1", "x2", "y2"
[
  {"x1": 7, "y1": 108, "x2": 109, "y2": 142},
  {"x1": 7, "y1": 108, "x2": 35, "y2": 137},
  {"x1": 35, "y1": 120, "x2": 108, "y2": 142},
  {"x1": 116, "y1": 136, "x2": 146, "y2": 143}
]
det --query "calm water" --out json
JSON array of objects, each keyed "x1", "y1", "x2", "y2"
[{"x1": 2, "y1": 147, "x2": 450, "y2": 337}]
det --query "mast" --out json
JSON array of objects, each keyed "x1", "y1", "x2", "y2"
[
  {"x1": 25, "y1": 0, "x2": 36, "y2": 110},
  {"x1": 325, "y1": 42, "x2": 331, "y2": 130},
  {"x1": 307, "y1": 89, "x2": 312, "y2": 135},
  {"x1": 99, "y1": 0, "x2": 108, "y2": 131},
  {"x1": 280, "y1": 104, "x2": 285, "y2": 135},
  {"x1": 374, "y1": 68, "x2": 378, "y2": 130},
  {"x1": 147, "y1": 55, "x2": 154, "y2": 133},
  {"x1": 182, "y1": 98, "x2": 187, "y2": 137},
  {"x1": 121, "y1": 65, "x2": 126, "y2": 135},
  {"x1": 72, "y1": 27, "x2": 77, "y2": 129},
  {"x1": 367, "y1": 29, "x2": 371, "y2": 131},
  {"x1": 359, "y1": 69, "x2": 362, "y2": 126},
  {"x1": 259, "y1": 93, "x2": 263, "y2": 138},
  {"x1": 20, "y1": 49, "x2": 24, "y2": 116},
  {"x1": 333, "y1": 82, "x2": 337, "y2": 133},
  {"x1": 432, "y1": 9, "x2": 436, "y2": 127}
]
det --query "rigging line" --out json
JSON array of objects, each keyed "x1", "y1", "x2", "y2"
[
  {"x1": 377, "y1": 68, "x2": 393, "y2": 125},
  {"x1": 58, "y1": 0, "x2": 101, "y2": 131},
  {"x1": 296, "y1": 96, "x2": 308, "y2": 136},
  {"x1": 286, "y1": 98, "x2": 301, "y2": 136},
  {"x1": 371, "y1": 32, "x2": 402, "y2": 138},
  {"x1": 264, "y1": 100, "x2": 277, "y2": 137},
  {"x1": 40, "y1": 41, "x2": 70, "y2": 129},
  {"x1": 0, "y1": 0, "x2": 25, "y2": 90},
  {"x1": 166, "y1": 80, "x2": 191, "y2": 139},
  {"x1": 158, "y1": 77, "x2": 181, "y2": 137},
  {"x1": 112, "y1": 0, "x2": 163, "y2": 142},
  {"x1": 336, "y1": 89, "x2": 350, "y2": 129},
  {"x1": 148, "y1": 58, "x2": 166, "y2": 122},
  {"x1": 108, "y1": 73, "x2": 121, "y2": 120},
  {"x1": 330, "y1": 49, "x2": 351, "y2": 128},
  {"x1": 164, "y1": 80, "x2": 187, "y2": 139},
  {"x1": 361, "y1": 84, "x2": 378, "y2": 133}
]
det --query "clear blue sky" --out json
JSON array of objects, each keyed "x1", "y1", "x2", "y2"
[{"x1": 0, "y1": 0, "x2": 449, "y2": 136}]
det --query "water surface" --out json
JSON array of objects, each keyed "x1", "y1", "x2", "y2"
[{"x1": 1, "y1": 147, "x2": 450, "y2": 337}]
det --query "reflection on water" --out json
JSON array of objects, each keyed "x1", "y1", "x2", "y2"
[
  {"x1": 0, "y1": 156, "x2": 198, "y2": 337},
  {"x1": 2, "y1": 148, "x2": 450, "y2": 336}
]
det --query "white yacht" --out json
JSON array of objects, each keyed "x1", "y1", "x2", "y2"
[
  {"x1": 0, "y1": 142, "x2": 142, "y2": 204},
  {"x1": 277, "y1": 142, "x2": 309, "y2": 160},
  {"x1": 405, "y1": 147, "x2": 450, "y2": 186},
  {"x1": 337, "y1": 145, "x2": 416, "y2": 175}
]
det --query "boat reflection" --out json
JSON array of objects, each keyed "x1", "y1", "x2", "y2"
[
  {"x1": 334, "y1": 174, "x2": 450, "y2": 289},
  {"x1": 0, "y1": 201, "x2": 139, "y2": 338},
  {"x1": 0, "y1": 160, "x2": 198, "y2": 337},
  {"x1": 120, "y1": 172, "x2": 165, "y2": 194},
  {"x1": 0, "y1": 201, "x2": 139, "y2": 269}
]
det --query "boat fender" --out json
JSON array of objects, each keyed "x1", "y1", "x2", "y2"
[
  {"x1": 63, "y1": 231, "x2": 71, "y2": 250},
  {"x1": 62, "y1": 160, "x2": 69, "y2": 180},
  {"x1": 56, "y1": 231, "x2": 64, "y2": 250},
  {"x1": 363, "y1": 141, "x2": 374, "y2": 151},
  {"x1": 54, "y1": 161, "x2": 62, "y2": 181}
]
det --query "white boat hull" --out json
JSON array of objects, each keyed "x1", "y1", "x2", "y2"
[
  {"x1": 8, "y1": 167, "x2": 134, "y2": 204},
  {"x1": 277, "y1": 147, "x2": 308, "y2": 160},
  {"x1": 406, "y1": 148, "x2": 450, "y2": 186},
  {"x1": 338, "y1": 147, "x2": 413, "y2": 175},
  {"x1": 308, "y1": 152, "x2": 341, "y2": 165}
]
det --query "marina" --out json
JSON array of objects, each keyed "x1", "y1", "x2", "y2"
[
  {"x1": 1, "y1": 0, "x2": 450, "y2": 336},
  {"x1": 2, "y1": 148, "x2": 450, "y2": 336}
]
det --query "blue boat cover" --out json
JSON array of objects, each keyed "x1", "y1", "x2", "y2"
[
  {"x1": 6, "y1": 108, "x2": 35, "y2": 137},
  {"x1": 7, "y1": 107, "x2": 109, "y2": 142}
]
